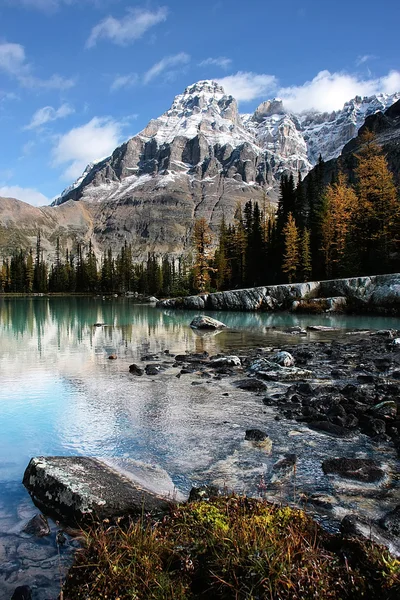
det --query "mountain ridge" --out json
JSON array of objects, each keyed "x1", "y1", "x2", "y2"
[{"x1": 0, "y1": 81, "x2": 399, "y2": 262}]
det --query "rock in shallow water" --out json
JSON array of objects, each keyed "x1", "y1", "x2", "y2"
[
  {"x1": 11, "y1": 586, "x2": 32, "y2": 600},
  {"x1": 380, "y1": 505, "x2": 400, "y2": 538},
  {"x1": 322, "y1": 458, "x2": 384, "y2": 483},
  {"x1": 129, "y1": 364, "x2": 144, "y2": 376},
  {"x1": 190, "y1": 315, "x2": 226, "y2": 330},
  {"x1": 22, "y1": 513, "x2": 50, "y2": 537},
  {"x1": 23, "y1": 457, "x2": 174, "y2": 527}
]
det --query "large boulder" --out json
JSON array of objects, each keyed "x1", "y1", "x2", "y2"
[
  {"x1": 190, "y1": 315, "x2": 226, "y2": 330},
  {"x1": 23, "y1": 457, "x2": 174, "y2": 527}
]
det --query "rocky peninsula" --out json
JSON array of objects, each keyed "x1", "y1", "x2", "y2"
[{"x1": 157, "y1": 273, "x2": 400, "y2": 314}]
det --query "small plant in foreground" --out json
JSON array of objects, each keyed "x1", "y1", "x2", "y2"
[{"x1": 62, "y1": 495, "x2": 400, "y2": 600}]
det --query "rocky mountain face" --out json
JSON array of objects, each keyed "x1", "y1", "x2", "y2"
[
  {"x1": 0, "y1": 81, "x2": 399, "y2": 261},
  {"x1": 307, "y1": 98, "x2": 400, "y2": 187}
]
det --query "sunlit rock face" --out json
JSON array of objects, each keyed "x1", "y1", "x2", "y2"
[{"x1": 0, "y1": 82, "x2": 398, "y2": 261}]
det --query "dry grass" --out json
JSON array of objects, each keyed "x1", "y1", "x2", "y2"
[{"x1": 62, "y1": 495, "x2": 400, "y2": 600}]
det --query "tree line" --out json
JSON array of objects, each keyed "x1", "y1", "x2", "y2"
[
  {"x1": 205, "y1": 132, "x2": 400, "y2": 290},
  {"x1": 1, "y1": 133, "x2": 399, "y2": 296}
]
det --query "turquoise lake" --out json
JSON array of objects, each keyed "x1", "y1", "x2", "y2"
[{"x1": 0, "y1": 296, "x2": 399, "y2": 598}]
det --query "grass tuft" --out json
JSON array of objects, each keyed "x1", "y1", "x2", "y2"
[{"x1": 62, "y1": 495, "x2": 400, "y2": 599}]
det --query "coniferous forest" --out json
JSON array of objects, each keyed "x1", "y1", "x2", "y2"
[{"x1": 1, "y1": 133, "x2": 399, "y2": 297}]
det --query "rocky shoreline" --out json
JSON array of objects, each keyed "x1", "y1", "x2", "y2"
[
  {"x1": 9, "y1": 320, "x2": 400, "y2": 598},
  {"x1": 157, "y1": 273, "x2": 400, "y2": 314}
]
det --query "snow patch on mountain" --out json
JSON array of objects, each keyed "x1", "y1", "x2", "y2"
[{"x1": 53, "y1": 81, "x2": 400, "y2": 206}]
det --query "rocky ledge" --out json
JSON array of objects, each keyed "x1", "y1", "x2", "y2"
[
  {"x1": 157, "y1": 273, "x2": 400, "y2": 313},
  {"x1": 23, "y1": 457, "x2": 175, "y2": 527}
]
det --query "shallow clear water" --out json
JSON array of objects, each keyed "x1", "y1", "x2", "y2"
[{"x1": 0, "y1": 297, "x2": 399, "y2": 598}]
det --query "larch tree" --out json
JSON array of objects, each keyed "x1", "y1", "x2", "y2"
[
  {"x1": 353, "y1": 131, "x2": 400, "y2": 272},
  {"x1": 282, "y1": 212, "x2": 299, "y2": 283},
  {"x1": 321, "y1": 172, "x2": 357, "y2": 278}
]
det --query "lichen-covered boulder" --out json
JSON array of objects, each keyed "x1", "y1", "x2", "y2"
[{"x1": 23, "y1": 457, "x2": 174, "y2": 527}]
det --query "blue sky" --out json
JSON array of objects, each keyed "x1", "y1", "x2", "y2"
[{"x1": 0, "y1": 0, "x2": 399, "y2": 206}]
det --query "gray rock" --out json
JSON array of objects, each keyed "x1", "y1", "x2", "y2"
[
  {"x1": 190, "y1": 315, "x2": 226, "y2": 330},
  {"x1": 145, "y1": 364, "x2": 161, "y2": 376},
  {"x1": 249, "y1": 358, "x2": 312, "y2": 381},
  {"x1": 234, "y1": 378, "x2": 268, "y2": 392},
  {"x1": 22, "y1": 513, "x2": 50, "y2": 537},
  {"x1": 271, "y1": 351, "x2": 295, "y2": 367},
  {"x1": 369, "y1": 400, "x2": 397, "y2": 419},
  {"x1": 308, "y1": 421, "x2": 351, "y2": 437},
  {"x1": 322, "y1": 458, "x2": 384, "y2": 482},
  {"x1": 129, "y1": 364, "x2": 144, "y2": 376},
  {"x1": 210, "y1": 355, "x2": 241, "y2": 367},
  {"x1": 245, "y1": 429, "x2": 268, "y2": 442},
  {"x1": 23, "y1": 457, "x2": 173, "y2": 526}
]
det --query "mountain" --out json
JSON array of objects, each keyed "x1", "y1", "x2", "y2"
[
  {"x1": 0, "y1": 81, "x2": 399, "y2": 261},
  {"x1": 305, "y1": 98, "x2": 400, "y2": 188}
]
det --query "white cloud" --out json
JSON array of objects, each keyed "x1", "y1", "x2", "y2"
[
  {"x1": 86, "y1": 7, "x2": 168, "y2": 48},
  {"x1": 111, "y1": 73, "x2": 139, "y2": 91},
  {"x1": 0, "y1": 185, "x2": 50, "y2": 206},
  {"x1": 0, "y1": 42, "x2": 27, "y2": 74},
  {"x1": 216, "y1": 71, "x2": 277, "y2": 102},
  {"x1": 356, "y1": 54, "x2": 376, "y2": 66},
  {"x1": 24, "y1": 103, "x2": 74, "y2": 130},
  {"x1": 279, "y1": 69, "x2": 400, "y2": 113},
  {"x1": 52, "y1": 117, "x2": 124, "y2": 180},
  {"x1": 0, "y1": 41, "x2": 75, "y2": 90},
  {"x1": 199, "y1": 57, "x2": 232, "y2": 70},
  {"x1": 143, "y1": 53, "x2": 190, "y2": 84}
]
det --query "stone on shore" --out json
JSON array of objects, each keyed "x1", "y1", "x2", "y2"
[
  {"x1": 23, "y1": 457, "x2": 174, "y2": 527},
  {"x1": 210, "y1": 355, "x2": 241, "y2": 367},
  {"x1": 190, "y1": 315, "x2": 227, "y2": 330}
]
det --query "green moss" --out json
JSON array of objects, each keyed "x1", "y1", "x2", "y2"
[{"x1": 62, "y1": 495, "x2": 400, "y2": 600}]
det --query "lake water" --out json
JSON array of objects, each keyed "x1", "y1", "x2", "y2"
[{"x1": 0, "y1": 296, "x2": 399, "y2": 599}]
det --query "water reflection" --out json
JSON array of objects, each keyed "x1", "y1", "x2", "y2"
[{"x1": 0, "y1": 297, "x2": 399, "y2": 597}]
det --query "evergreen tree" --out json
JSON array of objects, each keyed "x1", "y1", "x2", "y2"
[
  {"x1": 193, "y1": 218, "x2": 214, "y2": 293},
  {"x1": 301, "y1": 228, "x2": 312, "y2": 282},
  {"x1": 353, "y1": 131, "x2": 400, "y2": 273}
]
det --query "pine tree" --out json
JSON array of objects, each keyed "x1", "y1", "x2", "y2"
[
  {"x1": 193, "y1": 218, "x2": 214, "y2": 293},
  {"x1": 301, "y1": 228, "x2": 312, "y2": 282},
  {"x1": 282, "y1": 213, "x2": 299, "y2": 283}
]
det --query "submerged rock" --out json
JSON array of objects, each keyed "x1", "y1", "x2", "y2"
[
  {"x1": 190, "y1": 315, "x2": 227, "y2": 330},
  {"x1": 23, "y1": 457, "x2": 173, "y2": 526},
  {"x1": 145, "y1": 364, "x2": 162, "y2": 376},
  {"x1": 129, "y1": 364, "x2": 144, "y2": 376},
  {"x1": 380, "y1": 505, "x2": 400, "y2": 538},
  {"x1": 11, "y1": 587, "x2": 32, "y2": 600},
  {"x1": 22, "y1": 513, "x2": 50, "y2": 537},
  {"x1": 322, "y1": 458, "x2": 384, "y2": 483}
]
